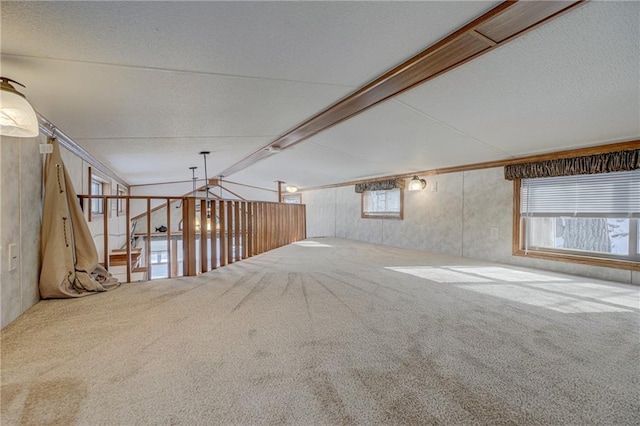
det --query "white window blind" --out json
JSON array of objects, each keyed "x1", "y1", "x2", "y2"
[
  {"x1": 363, "y1": 189, "x2": 401, "y2": 215},
  {"x1": 520, "y1": 170, "x2": 640, "y2": 216}
]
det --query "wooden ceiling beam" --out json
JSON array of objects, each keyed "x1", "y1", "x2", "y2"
[{"x1": 219, "y1": 0, "x2": 586, "y2": 179}]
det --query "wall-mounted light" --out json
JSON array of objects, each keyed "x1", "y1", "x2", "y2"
[
  {"x1": 285, "y1": 185, "x2": 298, "y2": 193},
  {"x1": 0, "y1": 77, "x2": 39, "y2": 137},
  {"x1": 407, "y1": 176, "x2": 427, "y2": 191}
]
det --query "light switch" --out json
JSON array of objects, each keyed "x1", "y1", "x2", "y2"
[{"x1": 8, "y1": 243, "x2": 18, "y2": 271}]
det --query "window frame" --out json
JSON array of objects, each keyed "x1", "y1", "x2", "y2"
[
  {"x1": 282, "y1": 193, "x2": 302, "y2": 204},
  {"x1": 512, "y1": 179, "x2": 640, "y2": 271},
  {"x1": 361, "y1": 188, "x2": 404, "y2": 220},
  {"x1": 90, "y1": 178, "x2": 105, "y2": 216},
  {"x1": 116, "y1": 184, "x2": 127, "y2": 216}
]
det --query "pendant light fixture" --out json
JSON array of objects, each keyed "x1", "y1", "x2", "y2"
[
  {"x1": 407, "y1": 176, "x2": 427, "y2": 191},
  {"x1": 285, "y1": 185, "x2": 298, "y2": 193},
  {"x1": 0, "y1": 77, "x2": 39, "y2": 137}
]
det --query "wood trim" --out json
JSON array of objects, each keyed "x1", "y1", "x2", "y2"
[
  {"x1": 218, "y1": 184, "x2": 246, "y2": 201},
  {"x1": 513, "y1": 249, "x2": 640, "y2": 272},
  {"x1": 302, "y1": 140, "x2": 640, "y2": 192},
  {"x1": 129, "y1": 178, "x2": 277, "y2": 194},
  {"x1": 219, "y1": 0, "x2": 585, "y2": 179},
  {"x1": 512, "y1": 179, "x2": 521, "y2": 255}
]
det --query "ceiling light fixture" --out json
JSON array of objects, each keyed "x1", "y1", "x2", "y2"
[
  {"x1": 285, "y1": 185, "x2": 298, "y2": 193},
  {"x1": 0, "y1": 77, "x2": 39, "y2": 137},
  {"x1": 407, "y1": 176, "x2": 427, "y2": 191}
]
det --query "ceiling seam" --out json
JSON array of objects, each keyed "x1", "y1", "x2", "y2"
[
  {"x1": 0, "y1": 53, "x2": 359, "y2": 88},
  {"x1": 76, "y1": 136, "x2": 278, "y2": 141},
  {"x1": 391, "y1": 98, "x2": 515, "y2": 159}
]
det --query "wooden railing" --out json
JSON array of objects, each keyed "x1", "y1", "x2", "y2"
[{"x1": 78, "y1": 195, "x2": 306, "y2": 283}]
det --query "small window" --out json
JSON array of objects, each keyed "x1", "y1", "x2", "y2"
[
  {"x1": 516, "y1": 170, "x2": 639, "y2": 265},
  {"x1": 283, "y1": 194, "x2": 302, "y2": 204},
  {"x1": 362, "y1": 188, "x2": 403, "y2": 219},
  {"x1": 117, "y1": 187, "x2": 126, "y2": 214},
  {"x1": 91, "y1": 179, "x2": 104, "y2": 215}
]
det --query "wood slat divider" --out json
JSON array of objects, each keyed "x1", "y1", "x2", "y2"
[
  {"x1": 247, "y1": 202, "x2": 254, "y2": 258},
  {"x1": 235, "y1": 201, "x2": 241, "y2": 261},
  {"x1": 210, "y1": 200, "x2": 218, "y2": 270},
  {"x1": 219, "y1": 201, "x2": 227, "y2": 267},
  {"x1": 200, "y1": 200, "x2": 208, "y2": 274},
  {"x1": 227, "y1": 201, "x2": 234, "y2": 264}
]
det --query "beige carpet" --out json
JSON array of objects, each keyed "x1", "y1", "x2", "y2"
[{"x1": 2, "y1": 238, "x2": 639, "y2": 425}]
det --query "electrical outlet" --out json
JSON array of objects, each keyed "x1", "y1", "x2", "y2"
[{"x1": 8, "y1": 243, "x2": 18, "y2": 271}]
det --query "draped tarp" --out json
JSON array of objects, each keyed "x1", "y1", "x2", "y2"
[{"x1": 39, "y1": 138, "x2": 119, "y2": 299}]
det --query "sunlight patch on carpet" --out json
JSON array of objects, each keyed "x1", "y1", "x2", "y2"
[
  {"x1": 458, "y1": 284, "x2": 632, "y2": 313},
  {"x1": 384, "y1": 266, "x2": 491, "y2": 283},
  {"x1": 294, "y1": 241, "x2": 332, "y2": 248}
]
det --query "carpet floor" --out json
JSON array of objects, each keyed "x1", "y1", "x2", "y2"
[{"x1": 1, "y1": 238, "x2": 639, "y2": 425}]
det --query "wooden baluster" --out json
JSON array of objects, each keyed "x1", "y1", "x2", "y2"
[
  {"x1": 126, "y1": 197, "x2": 131, "y2": 283},
  {"x1": 103, "y1": 196, "x2": 109, "y2": 271},
  {"x1": 227, "y1": 200, "x2": 234, "y2": 264},
  {"x1": 182, "y1": 197, "x2": 197, "y2": 276},
  {"x1": 235, "y1": 201, "x2": 241, "y2": 260},
  {"x1": 247, "y1": 202, "x2": 253, "y2": 258},
  {"x1": 210, "y1": 200, "x2": 217, "y2": 269},
  {"x1": 146, "y1": 198, "x2": 152, "y2": 280},
  {"x1": 166, "y1": 198, "x2": 172, "y2": 278},
  {"x1": 201, "y1": 199, "x2": 208, "y2": 274},
  {"x1": 219, "y1": 200, "x2": 227, "y2": 267}
]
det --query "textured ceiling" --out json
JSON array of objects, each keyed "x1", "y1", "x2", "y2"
[{"x1": 1, "y1": 1, "x2": 638, "y2": 190}]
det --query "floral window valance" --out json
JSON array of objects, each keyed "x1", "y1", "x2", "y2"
[
  {"x1": 504, "y1": 149, "x2": 639, "y2": 180},
  {"x1": 355, "y1": 178, "x2": 406, "y2": 193}
]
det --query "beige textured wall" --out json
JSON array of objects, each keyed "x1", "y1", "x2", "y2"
[
  {"x1": 304, "y1": 167, "x2": 635, "y2": 284},
  {"x1": 1, "y1": 135, "x2": 43, "y2": 328},
  {"x1": 1, "y1": 136, "x2": 129, "y2": 329}
]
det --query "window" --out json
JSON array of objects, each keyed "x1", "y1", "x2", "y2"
[
  {"x1": 362, "y1": 188, "x2": 403, "y2": 219},
  {"x1": 117, "y1": 186, "x2": 126, "y2": 215},
  {"x1": 283, "y1": 194, "x2": 301, "y2": 204},
  {"x1": 91, "y1": 179, "x2": 104, "y2": 215},
  {"x1": 516, "y1": 170, "x2": 639, "y2": 266}
]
